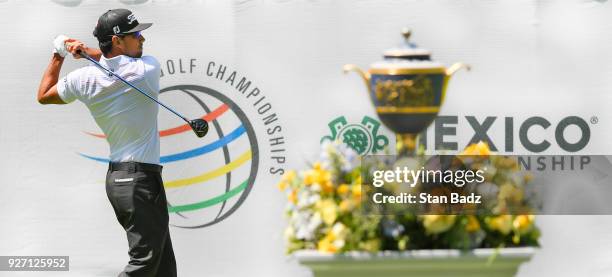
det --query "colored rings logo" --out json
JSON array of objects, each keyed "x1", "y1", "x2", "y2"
[{"x1": 79, "y1": 85, "x2": 259, "y2": 228}]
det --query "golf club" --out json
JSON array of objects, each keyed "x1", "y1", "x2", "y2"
[{"x1": 76, "y1": 50, "x2": 209, "y2": 138}]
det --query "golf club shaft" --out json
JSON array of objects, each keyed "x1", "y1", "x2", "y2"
[{"x1": 77, "y1": 51, "x2": 191, "y2": 124}]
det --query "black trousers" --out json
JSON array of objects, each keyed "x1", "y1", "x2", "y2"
[{"x1": 105, "y1": 162, "x2": 177, "y2": 277}]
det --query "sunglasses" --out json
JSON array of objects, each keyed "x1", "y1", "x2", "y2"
[{"x1": 108, "y1": 31, "x2": 142, "y2": 39}]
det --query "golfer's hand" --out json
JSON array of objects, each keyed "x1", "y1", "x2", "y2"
[
  {"x1": 65, "y1": 39, "x2": 86, "y2": 59},
  {"x1": 52, "y1": 35, "x2": 70, "y2": 57}
]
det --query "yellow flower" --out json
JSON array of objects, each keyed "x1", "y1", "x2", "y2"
[
  {"x1": 498, "y1": 183, "x2": 523, "y2": 202},
  {"x1": 487, "y1": 215, "x2": 513, "y2": 235},
  {"x1": 523, "y1": 174, "x2": 533, "y2": 183},
  {"x1": 321, "y1": 180, "x2": 334, "y2": 194},
  {"x1": 339, "y1": 199, "x2": 355, "y2": 213},
  {"x1": 316, "y1": 199, "x2": 338, "y2": 225},
  {"x1": 461, "y1": 141, "x2": 491, "y2": 156},
  {"x1": 359, "y1": 239, "x2": 381, "y2": 252},
  {"x1": 316, "y1": 223, "x2": 348, "y2": 254},
  {"x1": 303, "y1": 170, "x2": 315, "y2": 185},
  {"x1": 513, "y1": 233, "x2": 521, "y2": 245},
  {"x1": 287, "y1": 189, "x2": 298, "y2": 204},
  {"x1": 337, "y1": 184, "x2": 350, "y2": 195},
  {"x1": 352, "y1": 184, "x2": 362, "y2": 200},
  {"x1": 282, "y1": 170, "x2": 297, "y2": 182},
  {"x1": 318, "y1": 170, "x2": 332, "y2": 184},
  {"x1": 421, "y1": 215, "x2": 457, "y2": 235},
  {"x1": 277, "y1": 168, "x2": 297, "y2": 191},
  {"x1": 466, "y1": 215, "x2": 481, "y2": 232},
  {"x1": 513, "y1": 215, "x2": 535, "y2": 235},
  {"x1": 304, "y1": 165, "x2": 332, "y2": 187},
  {"x1": 331, "y1": 223, "x2": 348, "y2": 244},
  {"x1": 317, "y1": 235, "x2": 337, "y2": 253},
  {"x1": 500, "y1": 157, "x2": 519, "y2": 170}
]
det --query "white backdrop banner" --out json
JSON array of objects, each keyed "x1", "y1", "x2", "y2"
[{"x1": 1, "y1": 1, "x2": 612, "y2": 276}]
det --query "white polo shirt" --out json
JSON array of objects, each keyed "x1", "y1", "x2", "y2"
[{"x1": 57, "y1": 55, "x2": 161, "y2": 164}]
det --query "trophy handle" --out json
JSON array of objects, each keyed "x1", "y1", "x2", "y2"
[
  {"x1": 445, "y1": 62, "x2": 471, "y2": 78},
  {"x1": 343, "y1": 64, "x2": 371, "y2": 93},
  {"x1": 441, "y1": 63, "x2": 471, "y2": 103}
]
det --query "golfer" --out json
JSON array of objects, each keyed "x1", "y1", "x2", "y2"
[{"x1": 36, "y1": 9, "x2": 177, "y2": 277}]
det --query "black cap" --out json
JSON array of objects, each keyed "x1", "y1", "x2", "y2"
[{"x1": 93, "y1": 9, "x2": 152, "y2": 41}]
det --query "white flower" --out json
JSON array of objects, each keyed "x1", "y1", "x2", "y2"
[
  {"x1": 332, "y1": 238, "x2": 346, "y2": 249},
  {"x1": 308, "y1": 194, "x2": 321, "y2": 206},
  {"x1": 284, "y1": 225, "x2": 295, "y2": 241},
  {"x1": 510, "y1": 174, "x2": 523, "y2": 186},
  {"x1": 331, "y1": 222, "x2": 347, "y2": 236},
  {"x1": 330, "y1": 222, "x2": 348, "y2": 249},
  {"x1": 295, "y1": 225, "x2": 313, "y2": 240},
  {"x1": 291, "y1": 211, "x2": 310, "y2": 229},
  {"x1": 320, "y1": 140, "x2": 360, "y2": 173},
  {"x1": 285, "y1": 203, "x2": 297, "y2": 213},
  {"x1": 297, "y1": 191, "x2": 320, "y2": 209},
  {"x1": 295, "y1": 227, "x2": 312, "y2": 240},
  {"x1": 310, "y1": 183, "x2": 322, "y2": 192},
  {"x1": 296, "y1": 192, "x2": 310, "y2": 209},
  {"x1": 292, "y1": 211, "x2": 321, "y2": 240},
  {"x1": 319, "y1": 141, "x2": 335, "y2": 167},
  {"x1": 307, "y1": 212, "x2": 323, "y2": 234},
  {"x1": 336, "y1": 143, "x2": 360, "y2": 171},
  {"x1": 476, "y1": 182, "x2": 499, "y2": 202}
]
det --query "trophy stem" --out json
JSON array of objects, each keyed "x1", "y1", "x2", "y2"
[{"x1": 396, "y1": 133, "x2": 418, "y2": 157}]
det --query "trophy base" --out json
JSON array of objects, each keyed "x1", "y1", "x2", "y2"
[
  {"x1": 379, "y1": 113, "x2": 437, "y2": 134},
  {"x1": 396, "y1": 133, "x2": 418, "y2": 157}
]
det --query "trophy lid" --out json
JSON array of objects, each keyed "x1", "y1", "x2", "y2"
[
  {"x1": 371, "y1": 29, "x2": 443, "y2": 70},
  {"x1": 383, "y1": 29, "x2": 431, "y2": 59}
]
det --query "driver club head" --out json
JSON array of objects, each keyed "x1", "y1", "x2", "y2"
[{"x1": 189, "y1": 119, "x2": 209, "y2": 138}]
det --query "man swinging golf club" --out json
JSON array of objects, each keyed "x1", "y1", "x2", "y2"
[{"x1": 35, "y1": 9, "x2": 198, "y2": 276}]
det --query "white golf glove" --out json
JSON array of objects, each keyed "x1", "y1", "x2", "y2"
[{"x1": 52, "y1": 35, "x2": 70, "y2": 57}]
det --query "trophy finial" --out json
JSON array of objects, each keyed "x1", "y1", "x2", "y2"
[{"x1": 401, "y1": 28, "x2": 412, "y2": 41}]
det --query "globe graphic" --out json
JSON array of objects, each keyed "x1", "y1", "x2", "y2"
[
  {"x1": 78, "y1": 85, "x2": 258, "y2": 229},
  {"x1": 159, "y1": 85, "x2": 259, "y2": 228}
]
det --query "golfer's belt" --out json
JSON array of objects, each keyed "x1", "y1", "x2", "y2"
[{"x1": 108, "y1": 161, "x2": 163, "y2": 173}]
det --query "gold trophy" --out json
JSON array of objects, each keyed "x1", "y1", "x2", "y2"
[{"x1": 344, "y1": 29, "x2": 470, "y2": 156}]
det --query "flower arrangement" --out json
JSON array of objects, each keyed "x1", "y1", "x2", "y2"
[{"x1": 278, "y1": 141, "x2": 540, "y2": 254}]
